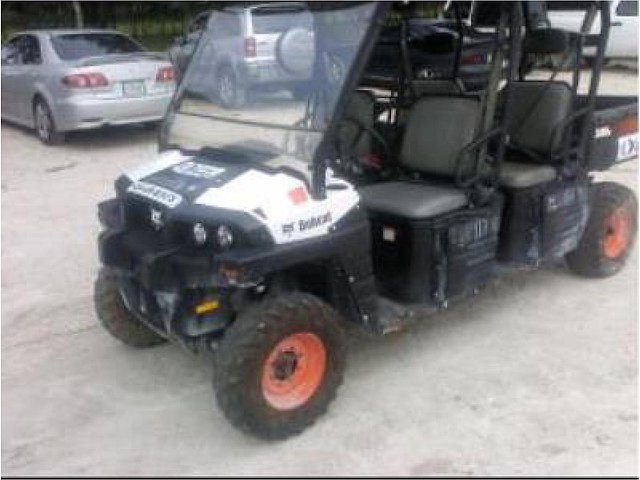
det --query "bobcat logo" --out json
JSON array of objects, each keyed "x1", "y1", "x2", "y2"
[
  {"x1": 281, "y1": 212, "x2": 332, "y2": 237},
  {"x1": 150, "y1": 208, "x2": 164, "y2": 230}
]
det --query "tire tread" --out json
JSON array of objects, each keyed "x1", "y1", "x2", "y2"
[
  {"x1": 566, "y1": 182, "x2": 637, "y2": 278},
  {"x1": 213, "y1": 293, "x2": 345, "y2": 440}
]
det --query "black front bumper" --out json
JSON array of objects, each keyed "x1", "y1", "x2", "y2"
[
  {"x1": 99, "y1": 228, "x2": 219, "y2": 290},
  {"x1": 98, "y1": 194, "x2": 377, "y2": 298},
  {"x1": 98, "y1": 198, "x2": 219, "y2": 291}
]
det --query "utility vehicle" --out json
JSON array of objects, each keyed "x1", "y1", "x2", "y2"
[{"x1": 95, "y1": 1, "x2": 638, "y2": 439}]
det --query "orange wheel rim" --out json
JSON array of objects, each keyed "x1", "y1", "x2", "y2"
[
  {"x1": 603, "y1": 207, "x2": 632, "y2": 259},
  {"x1": 261, "y1": 332, "x2": 326, "y2": 411}
]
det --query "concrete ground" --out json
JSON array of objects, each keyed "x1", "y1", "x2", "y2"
[{"x1": 1, "y1": 68, "x2": 638, "y2": 476}]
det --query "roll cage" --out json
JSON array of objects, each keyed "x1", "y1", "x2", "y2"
[{"x1": 310, "y1": 1, "x2": 613, "y2": 197}]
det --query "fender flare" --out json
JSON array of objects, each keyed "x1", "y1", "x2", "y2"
[{"x1": 215, "y1": 207, "x2": 377, "y2": 327}]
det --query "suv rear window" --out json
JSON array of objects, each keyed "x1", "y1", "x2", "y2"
[
  {"x1": 51, "y1": 33, "x2": 143, "y2": 60},
  {"x1": 617, "y1": 0, "x2": 638, "y2": 16},
  {"x1": 252, "y1": 9, "x2": 312, "y2": 34}
]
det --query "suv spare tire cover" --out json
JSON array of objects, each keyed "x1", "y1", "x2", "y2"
[{"x1": 276, "y1": 28, "x2": 315, "y2": 76}]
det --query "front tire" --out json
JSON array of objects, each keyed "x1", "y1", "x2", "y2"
[
  {"x1": 213, "y1": 293, "x2": 346, "y2": 440},
  {"x1": 93, "y1": 267, "x2": 167, "y2": 347},
  {"x1": 33, "y1": 98, "x2": 65, "y2": 145},
  {"x1": 566, "y1": 182, "x2": 638, "y2": 278}
]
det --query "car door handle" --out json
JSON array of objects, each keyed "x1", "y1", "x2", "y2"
[{"x1": 611, "y1": 21, "x2": 623, "y2": 27}]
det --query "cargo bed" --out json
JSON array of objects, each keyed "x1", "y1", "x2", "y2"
[{"x1": 580, "y1": 95, "x2": 638, "y2": 171}]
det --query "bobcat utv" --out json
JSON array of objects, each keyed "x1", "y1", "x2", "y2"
[{"x1": 95, "y1": 1, "x2": 638, "y2": 439}]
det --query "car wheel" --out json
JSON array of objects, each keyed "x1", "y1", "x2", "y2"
[
  {"x1": 566, "y1": 182, "x2": 638, "y2": 278},
  {"x1": 213, "y1": 293, "x2": 346, "y2": 439},
  {"x1": 33, "y1": 98, "x2": 65, "y2": 145},
  {"x1": 217, "y1": 67, "x2": 246, "y2": 109}
]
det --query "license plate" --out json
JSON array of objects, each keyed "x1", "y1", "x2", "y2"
[
  {"x1": 122, "y1": 81, "x2": 145, "y2": 98},
  {"x1": 617, "y1": 133, "x2": 639, "y2": 162}
]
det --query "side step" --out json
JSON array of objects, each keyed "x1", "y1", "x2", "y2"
[{"x1": 374, "y1": 296, "x2": 439, "y2": 335}]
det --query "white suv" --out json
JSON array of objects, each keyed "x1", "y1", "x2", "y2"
[{"x1": 170, "y1": 2, "x2": 314, "y2": 108}]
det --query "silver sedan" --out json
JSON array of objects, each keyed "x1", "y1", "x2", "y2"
[{"x1": 1, "y1": 29, "x2": 176, "y2": 145}]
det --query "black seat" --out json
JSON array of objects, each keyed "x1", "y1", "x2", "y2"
[
  {"x1": 504, "y1": 81, "x2": 573, "y2": 159},
  {"x1": 338, "y1": 90, "x2": 376, "y2": 161},
  {"x1": 359, "y1": 96, "x2": 480, "y2": 219},
  {"x1": 395, "y1": 80, "x2": 466, "y2": 127},
  {"x1": 358, "y1": 182, "x2": 468, "y2": 218},
  {"x1": 498, "y1": 80, "x2": 574, "y2": 189}
]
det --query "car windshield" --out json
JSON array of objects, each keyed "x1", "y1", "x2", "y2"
[
  {"x1": 165, "y1": 2, "x2": 377, "y2": 177},
  {"x1": 51, "y1": 33, "x2": 144, "y2": 61}
]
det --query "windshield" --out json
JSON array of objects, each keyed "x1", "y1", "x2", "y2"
[
  {"x1": 165, "y1": 2, "x2": 377, "y2": 176},
  {"x1": 51, "y1": 33, "x2": 144, "y2": 60}
]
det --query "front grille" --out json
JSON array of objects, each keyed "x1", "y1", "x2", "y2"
[
  {"x1": 125, "y1": 197, "x2": 163, "y2": 231},
  {"x1": 123, "y1": 197, "x2": 207, "y2": 250}
]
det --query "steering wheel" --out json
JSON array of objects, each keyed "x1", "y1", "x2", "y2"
[{"x1": 336, "y1": 116, "x2": 390, "y2": 175}]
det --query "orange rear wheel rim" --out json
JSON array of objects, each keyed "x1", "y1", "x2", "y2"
[
  {"x1": 603, "y1": 207, "x2": 632, "y2": 259},
  {"x1": 261, "y1": 332, "x2": 326, "y2": 411}
]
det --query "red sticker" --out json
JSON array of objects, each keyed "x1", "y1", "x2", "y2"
[{"x1": 288, "y1": 187, "x2": 308, "y2": 205}]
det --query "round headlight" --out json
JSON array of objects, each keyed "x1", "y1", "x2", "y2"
[
  {"x1": 193, "y1": 222, "x2": 207, "y2": 245},
  {"x1": 216, "y1": 224, "x2": 234, "y2": 248}
]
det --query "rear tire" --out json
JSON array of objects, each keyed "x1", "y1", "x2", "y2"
[
  {"x1": 33, "y1": 98, "x2": 65, "y2": 145},
  {"x1": 93, "y1": 267, "x2": 167, "y2": 347},
  {"x1": 566, "y1": 182, "x2": 637, "y2": 278},
  {"x1": 213, "y1": 293, "x2": 345, "y2": 440},
  {"x1": 217, "y1": 67, "x2": 246, "y2": 109}
]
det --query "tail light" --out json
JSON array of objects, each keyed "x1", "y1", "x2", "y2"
[
  {"x1": 244, "y1": 37, "x2": 257, "y2": 57},
  {"x1": 156, "y1": 66, "x2": 176, "y2": 82},
  {"x1": 461, "y1": 53, "x2": 485, "y2": 65},
  {"x1": 62, "y1": 72, "x2": 109, "y2": 88},
  {"x1": 613, "y1": 116, "x2": 638, "y2": 136}
]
